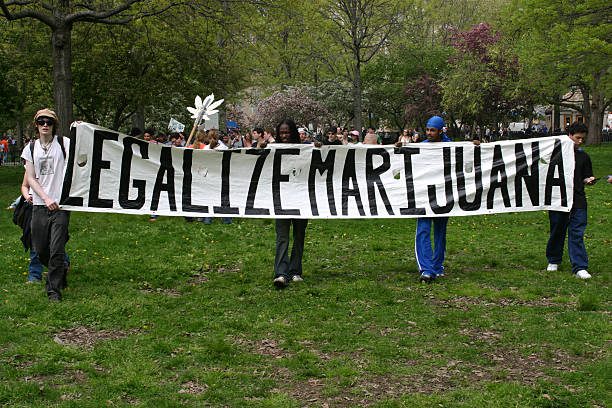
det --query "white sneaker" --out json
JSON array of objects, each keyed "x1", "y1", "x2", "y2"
[
  {"x1": 575, "y1": 270, "x2": 591, "y2": 279},
  {"x1": 291, "y1": 275, "x2": 303, "y2": 282},
  {"x1": 546, "y1": 263, "x2": 559, "y2": 272}
]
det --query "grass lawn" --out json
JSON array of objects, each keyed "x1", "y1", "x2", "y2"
[{"x1": 0, "y1": 144, "x2": 609, "y2": 407}]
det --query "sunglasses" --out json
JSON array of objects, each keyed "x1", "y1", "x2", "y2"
[{"x1": 36, "y1": 118, "x2": 54, "y2": 126}]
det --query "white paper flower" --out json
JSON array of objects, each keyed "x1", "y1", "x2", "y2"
[{"x1": 187, "y1": 93, "x2": 224, "y2": 123}]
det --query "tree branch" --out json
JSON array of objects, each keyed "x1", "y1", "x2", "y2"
[{"x1": 0, "y1": 1, "x2": 57, "y2": 27}]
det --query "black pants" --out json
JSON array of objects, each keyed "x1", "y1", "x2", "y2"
[
  {"x1": 274, "y1": 219, "x2": 308, "y2": 279},
  {"x1": 31, "y1": 207, "x2": 70, "y2": 298}
]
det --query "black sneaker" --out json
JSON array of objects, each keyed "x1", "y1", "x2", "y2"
[
  {"x1": 273, "y1": 276, "x2": 288, "y2": 289},
  {"x1": 48, "y1": 292, "x2": 61, "y2": 302}
]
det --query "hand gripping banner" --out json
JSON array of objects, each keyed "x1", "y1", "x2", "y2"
[{"x1": 60, "y1": 123, "x2": 575, "y2": 219}]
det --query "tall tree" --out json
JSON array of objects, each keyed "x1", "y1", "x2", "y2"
[
  {"x1": 322, "y1": 0, "x2": 403, "y2": 131},
  {"x1": 504, "y1": 0, "x2": 611, "y2": 144},
  {"x1": 0, "y1": 0, "x2": 190, "y2": 137},
  {"x1": 441, "y1": 23, "x2": 530, "y2": 137}
]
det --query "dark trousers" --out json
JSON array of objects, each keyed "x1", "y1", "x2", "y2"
[
  {"x1": 31, "y1": 207, "x2": 70, "y2": 297},
  {"x1": 274, "y1": 219, "x2": 308, "y2": 279},
  {"x1": 546, "y1": 209, "x2": 588, "y2": 274}
]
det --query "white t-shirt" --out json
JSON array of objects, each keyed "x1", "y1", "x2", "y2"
[{"x1": 21, "y1": 136, "x2": 70, "y2": 206}]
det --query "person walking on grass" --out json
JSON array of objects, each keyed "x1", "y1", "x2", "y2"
[
  {"x1": 415, "y1": 115, "x2": 480, "y2": 283},
  {"x1": 272, "y1": 119, "x2": 309, "y2": 289},
  {"x1": 21, "y1": 109, "x2": 70, "y2": 301},
  {"x1": 546, "y1": 122, "x2": 596, "y2": 279}
]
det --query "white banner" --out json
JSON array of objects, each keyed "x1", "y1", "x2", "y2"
[{"x1": 60, "y1": 123, "x2": 575, "y2": 218}]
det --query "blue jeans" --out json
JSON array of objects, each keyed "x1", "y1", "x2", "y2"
[
  {"x1": 415, "y1": 217, "x2": 449, "y2": 277},
  {"x1": 546, "y1": 209, "x2": 588, "y2": 273},
  {"x1": 29, "y1": 250, "x2": 70, "y2": 282},
  {"x1": 201, "y1": 217, "x2": 232, "y2": 224}
]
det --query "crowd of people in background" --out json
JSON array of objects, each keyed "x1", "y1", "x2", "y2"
[{"x1": 6, "y1": 109, "x2": 607, "y2": 297}]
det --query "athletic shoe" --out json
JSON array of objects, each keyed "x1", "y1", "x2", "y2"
[
  {"x1": 291, "y1": 275, "x2": 303, "y2": 282},
  {"x1": 48, "y1": 293, "x2": 61, "y2": 302},
  {"x1": 575, "y1": 270, "x2": 591, "y2": 279},
  {"x1": 273, "y1": 276, "x2": 288, "y2": 288},
  {"x1": 546, "y1": 263, "x2": 559, "y2": 271},
  {"x1": 436, "y1": 271, "x2": 445, "y2": 278},
  {"x1": 26, "y1": 278, "x2": 42, "y2": 284},
  {"x1": 419, "y1": 272, "x2": 435, "y2": 283}
]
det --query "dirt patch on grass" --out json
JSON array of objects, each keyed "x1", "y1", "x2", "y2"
[
  {"x1": 140, "y1": 287, "x2": 182, "y2": 297},
  {"x1": 272, "y1": 344, "x2": 590, "y2": 407},
  {"x1": 430, "y1": 296, "x2": 571, "y2": 310},
  {"x1": 53, "y1": 326, "x2": 138, "y2": 350},
  {"x1": 178, "y1": 380, "x2": 208, "y2": 395},
  {"x1": 238, "y1": 337, "x2": 293, "y2": 359},
  {"x1": 24, "y1": 369, "x2": 88, "y2": 388},
  {"x1": 188, "y1": 263, "x2": 241, "y2": 285}
]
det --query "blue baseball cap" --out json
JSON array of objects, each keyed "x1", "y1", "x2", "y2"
[{"x1": 426, "y1": 116, "x2": 445, "y2": 130}]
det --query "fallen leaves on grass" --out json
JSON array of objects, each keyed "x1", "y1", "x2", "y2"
[{"x1": 53, "y1": 326, "x2": 139, "y2": 350}]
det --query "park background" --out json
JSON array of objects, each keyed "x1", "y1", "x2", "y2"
[{"x1": 0, "y1": 0, "x2": 611, "y2": 406}]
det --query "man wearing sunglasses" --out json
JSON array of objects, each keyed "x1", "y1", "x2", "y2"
[{"x1": 20, "y1": 109, "x2": 70, "y2": 301}]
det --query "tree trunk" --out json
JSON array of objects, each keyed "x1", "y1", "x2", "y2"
[
  {"x1": 587, "y1": 88, "x2": 605, "y2": 145},
  {"x1": 51, "y1": 24, "x2": 74, "y2": 139},
  {"x1": 352, "y1": 59, "x2": 362, "y2": 131},
  {"x1": 586, "y1": 71, "x2": 606, "y2": 145},
  {"x1": 132, "y1": 104, "x2": 145, "y2": 132}
]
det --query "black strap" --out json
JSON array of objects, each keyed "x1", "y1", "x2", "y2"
[{"x1": 30, "y1": 136, "x2": 66, "y2": 161}]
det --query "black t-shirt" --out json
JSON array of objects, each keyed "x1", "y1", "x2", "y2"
[
  {"x1": 573, "y1": 148, "x2": 593, "y2": 209},
  {"x1": 323, "y1": 139, "x2": 342, "y2": 146}
]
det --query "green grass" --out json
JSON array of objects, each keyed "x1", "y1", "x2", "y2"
[{"x1": 0, "y1": 145, "x2": 610, "y2": 407}]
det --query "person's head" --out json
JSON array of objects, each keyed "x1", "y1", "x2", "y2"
[
  {"x1": 363, "y1": 133, "x2": 378, "y2": 145},
  {"x1": 567, "y1": 121, "x2": 588, "y2": 148},
  {"x1": 349, "y1": 130, "x2": 360, "y2": 143},
  {"x1": 129, "y1": 127, "x2": 142, "y2": 137},
  {"x1": 326, "y1": 127, "x2": 337, "y2": 141},
  {"x1": 220, "y1": 131, "x2": 230, "y2": 144},
  {"x1": 367, "y1": 126, "x2": 376, "y2": 135},
  {"x1": 264, "y1": 128, "x2": 275, "y2": 140},
  {"x1": 193, "y1": 130, "x2": 208, "y2": 149},
  {"x1": 298, "y1": 127, "x2": 308, "y2": 142},
  {"x1": 425, "y1": 116, "x2": 445, "y2": 142},
  {"x1": 207, "y1": 129, "x2": 219, "y2": 149},
  {"x1": 276, "y1": 118, "x2": 299, "y2": 143},
  {"x1": 143, "y1": 128, "x2": 155, "y2": 141},
  {"x1": 33, "y1": 108, "x2": 59, "y2": 138},
  {"x1": 252, "y1": 127, "x2": 264, "y2": 140}
]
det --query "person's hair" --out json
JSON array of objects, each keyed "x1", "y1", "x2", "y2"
[
  {"x1": 193, "y1": 130, "x2": 208, "y2": 149},
  {"x1": 207, "y1": 129, "x2": 219, "y2": 149},
  {"x1": 326, "y1": 127, "x2": 336, "y2": 135},
  {"x1": 568, "y1": 122, "x2": 588, "y2": 136},
  {"x1": 144, "y1": 128, "x2": 155, "y2": 136},
  {"x1": 276, "y1": 118, "x2": 300, "y2": 143},
  {"x1": 129, "y1": 127, "x2": 142, "y2": 137},
  {"x1": 253, "y1": 127, "x2": 264, "y2": 135}
]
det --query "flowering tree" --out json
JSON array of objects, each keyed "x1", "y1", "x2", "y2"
[
  {"x1": 253, "y1": 87, "x2": 328, "y2": 129},
  {"x1": 404, "y1": 74, "x2": 443, "y2": 131},
  {"x1": 441, "y1": 23, "x2": 531, "y2": 137}
]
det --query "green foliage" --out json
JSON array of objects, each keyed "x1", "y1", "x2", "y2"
[{"x1": 71, "y1": 7, "x2": 247, "y2": 132}]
